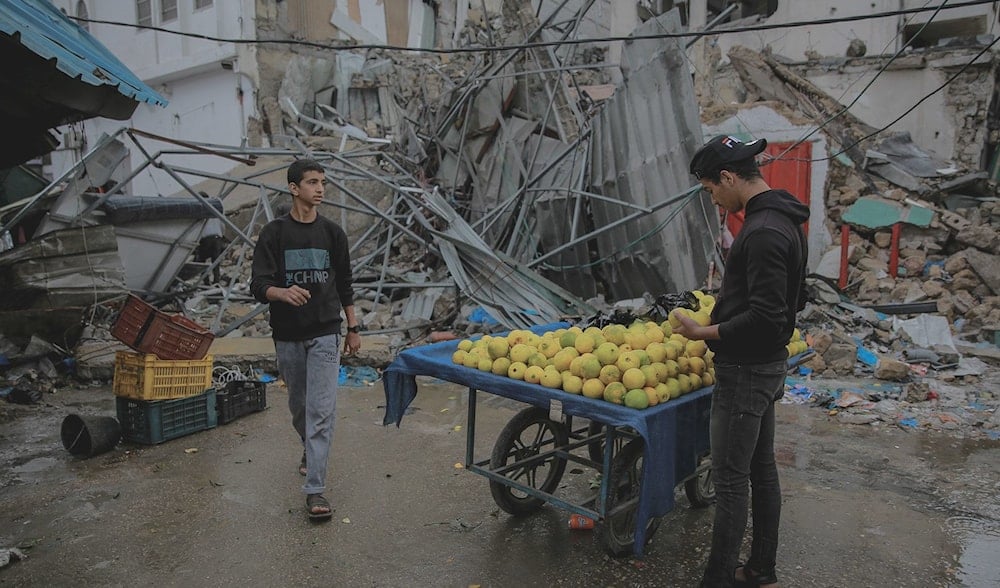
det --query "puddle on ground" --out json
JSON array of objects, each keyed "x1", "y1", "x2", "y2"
[{"x1": 947, "y1": 515, "x2": 1000, "y2": 587}]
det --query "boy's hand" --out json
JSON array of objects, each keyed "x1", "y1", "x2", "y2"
[{"x1": 277, "y1": 285, "x2": 311, "y2": 306}]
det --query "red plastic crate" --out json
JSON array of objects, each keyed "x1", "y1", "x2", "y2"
[{"x1": 111, "y1": 295, "x2": 214, "y2": 360}]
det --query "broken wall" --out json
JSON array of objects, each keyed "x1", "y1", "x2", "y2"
[
  {"x1": 793, "y1": 50, "x2": 998, "y2": 169},
  {"x1": 702, "y1": 0, "x2": 997, "y2": 63},
  {"x1": 689, "y1": 2, "x2": 1000, "y2": 172}
]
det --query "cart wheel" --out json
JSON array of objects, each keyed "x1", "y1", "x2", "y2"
[
  {"x1": 586, "y1": 421, "x2": 630, "y2": 464},
  {"x1": 489, "y1": 407, "x2": 569, "y2": 516},
  {"x1": 599, "y1": 438, "x2": 661, "y2": 557},
  {"x1": 684, "y1": 456, "x2": 715, "y2": 507}
]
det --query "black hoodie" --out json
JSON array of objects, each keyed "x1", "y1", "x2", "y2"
[{"x1": 708, "y1": 189, "x2": 810, "y2": 364}]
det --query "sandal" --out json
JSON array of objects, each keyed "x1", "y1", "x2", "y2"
[
  {"x1": 306, "y1": 493, "x2": 333, "y2": 520},
  {"x1": 734, "y1": 563, "x2": 778, "y2": 587},
  {"x1": 298, "y1": 451, "x2": 307, "y2": 476}
]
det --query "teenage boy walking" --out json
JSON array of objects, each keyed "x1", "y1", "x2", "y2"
[{"x1": 251, "y1": 158, "x2": 362, "y2": 520}]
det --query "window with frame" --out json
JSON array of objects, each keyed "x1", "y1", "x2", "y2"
[
  {"x1": 161, "y1": 0, "x2": 178, "y2": 22},
  {"x1": 195, "y1": 0, "x2": 213, "y2": 9},
  {"x1": 136, "y1": 0, "x2": 151, "y2": 26},
  {"x1": 76, "y1": 1, "x2": 89, "y2": 31}
]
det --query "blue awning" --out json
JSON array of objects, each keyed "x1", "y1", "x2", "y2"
[{"x1": 0, "y1": 0, "x2": 166, "y2": 107}]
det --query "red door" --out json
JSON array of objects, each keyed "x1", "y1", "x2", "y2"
[{"x1": 724, "y1": 140, "x2": 811, "y2": 237}]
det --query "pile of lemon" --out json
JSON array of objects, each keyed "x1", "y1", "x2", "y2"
[{"x1": 450, "y1": 291, "x2": 718, "y2": 409}]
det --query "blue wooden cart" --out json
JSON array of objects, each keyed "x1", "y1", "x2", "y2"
[{"x1": 383, "y1": 323, "x2": 715, "y2": 557}]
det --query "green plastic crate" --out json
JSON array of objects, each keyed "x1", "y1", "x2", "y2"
[{"x1": 116, "y1": 389, "x2": 217, "y2": 444}]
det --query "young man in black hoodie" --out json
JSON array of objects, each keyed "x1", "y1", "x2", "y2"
[
  {"x1": 250, "y1": 158, "x2": 362, "y2": 520},
  {"x1": 674, "y1": 136, "x2": 809, "y2": 587}
]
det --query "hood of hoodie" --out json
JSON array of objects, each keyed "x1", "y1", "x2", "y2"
[{"x1": 745, "y1": 189, "x2": 810, "y2": 225}]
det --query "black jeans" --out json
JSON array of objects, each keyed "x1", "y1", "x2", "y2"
[{"x1": 700, "y1": 359, "x2": 786, "y2": 587}]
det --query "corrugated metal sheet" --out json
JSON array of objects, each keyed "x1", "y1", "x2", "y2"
[
  {"x1": 587, "y1": 9, "x2": 718, "y2": 300},
  {"x1": 525, "y1": 135, "x2": 598, "y2": 299},
  {"x1": 0, "y1": 0, "x2": 167, "y2": 107},
  {"x1": 420, "y1": 188, "x2": 595, "y2": 328}
]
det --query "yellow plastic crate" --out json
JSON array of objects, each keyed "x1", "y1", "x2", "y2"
[{"x1": 113, "y1": 351, "x2": 214, "y2": 401}]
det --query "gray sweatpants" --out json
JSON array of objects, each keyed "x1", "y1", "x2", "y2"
[{"x1": 274, "y1": 334, "x2": 341, "y2": 495}]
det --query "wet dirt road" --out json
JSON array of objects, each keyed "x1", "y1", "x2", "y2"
[{"x1": 1, "y1": 379, "x2": 998, "y2": 587}]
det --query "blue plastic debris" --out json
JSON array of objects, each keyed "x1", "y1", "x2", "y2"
[
  {"x1": 784, "y1": 384, "x2": 813, "y2": 404},
  {"x1": 468, "y1": 307, "x2": 499, "y2": 325},
  {"x1": 338, "y1": 365, "x2": 381, "y2": 387},
  {"x1": 798, "y1": 366, "x2": 813, "y2": 376},
  {"x1": 856, "y1": 346, "x2": 878, "y2": 368},
  {"x1": 899, "y1": 418, "x2": 918, "y2": 429},
  {"x1": 254, "y1": 371, "x2": 277, "y2": 383}
]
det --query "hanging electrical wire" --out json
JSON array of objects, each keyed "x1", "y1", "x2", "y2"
[{"x1": 68, "y1": 0, "x2": 996, "y2": 56}]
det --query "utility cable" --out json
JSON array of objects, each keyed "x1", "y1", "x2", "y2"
[{"x1": 69, "y1": 0, "x2": 996, "y2": 55}]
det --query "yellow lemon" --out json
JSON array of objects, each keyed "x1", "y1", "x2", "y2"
[
  {"x1": 562, "y1": 374, "x2": 583, "y2": 394},
  {"x1": 622, "y1": 367, "x2": 647, "y2": 390},
  {"x1": 581, "y1": 378, "x2": 605, "y2": 399}
]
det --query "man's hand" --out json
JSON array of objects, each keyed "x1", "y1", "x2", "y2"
[
  {"x1": 672, "y1": 310, "x2": 720, "y2": 341},
  {"x1": 274, "y1": 285, "x2": 311, "y2": 306},
  {"x1": 343, "y1": 331, "x2": 361, "y2": 355}
]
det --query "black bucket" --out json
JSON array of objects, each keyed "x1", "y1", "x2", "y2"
[{"x1": 61, "y1": 414, "x2": 121, "y2": 458}]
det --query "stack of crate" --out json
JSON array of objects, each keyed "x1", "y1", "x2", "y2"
[{"x1": 111, "y1": 295, "x2": 217, "y2": 444}]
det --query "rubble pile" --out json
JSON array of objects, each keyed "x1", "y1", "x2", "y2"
[{"x1": 821, "y1": 161, "x2": 1000, "y2": 346}]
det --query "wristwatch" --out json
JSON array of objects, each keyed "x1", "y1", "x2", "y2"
[{"x1": 347, "y1": 325, "x2": 360, "y2": 334}]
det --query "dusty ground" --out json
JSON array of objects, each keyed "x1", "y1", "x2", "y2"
[{"x1": 1, "y1": 377, "x2": 999, "y2": 587}]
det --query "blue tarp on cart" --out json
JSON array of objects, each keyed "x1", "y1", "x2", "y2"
[{"x1": 383, "y1": 322, "x2": 712, "y2": 556}]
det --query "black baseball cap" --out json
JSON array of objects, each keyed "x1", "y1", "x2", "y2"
[{"x1": 689, "y1": 135, "x2": 767, "y2": 179}]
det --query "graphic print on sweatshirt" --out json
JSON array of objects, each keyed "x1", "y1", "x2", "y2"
[{"x1": 285, "y1": 248, "x2": 330, "y2": 286}]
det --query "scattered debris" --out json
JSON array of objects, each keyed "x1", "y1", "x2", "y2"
[{"x1": 0, "y1": 547, "x2": 26, "y2": 568}]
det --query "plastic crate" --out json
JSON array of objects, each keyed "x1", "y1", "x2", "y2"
[
  {"x1": 113, "y1": 351, "x2": 214, "y2": 401},
  {"x1": 111, "y1": 295, "x2": 214, "y2": 360},
  {"x1": 110, "y1": 295, "x2": 156, "y2": 349},
  {"x1": 116, "y1": 389, "x2": 217, "y2": 444},
  {"x1": 216, "y1": 381, "x2": 267, "y2": 425}
]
